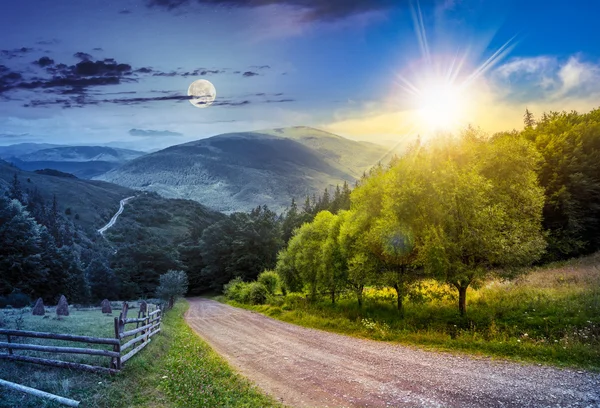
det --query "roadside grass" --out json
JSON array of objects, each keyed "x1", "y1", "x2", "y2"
[
  {"x1": 228, "y1": 253, "x2": 600, "y2": 371},
  {"x1": 1, "y1": 301, "x2": 280, "y2": 407}
]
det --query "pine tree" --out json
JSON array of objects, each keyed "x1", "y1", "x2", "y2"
[
  {"x1": 303, "y1": 195, "x2": 312, "y2": 214},
  {"x1": 9, "y1": 173, "x2": 23, "y2": 203},
  {"x1": 524, "y1": 108, "x2": 536, "y2": 129}
]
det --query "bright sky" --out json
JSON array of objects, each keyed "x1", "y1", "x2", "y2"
[{"x1": 1, "y1": 0, "x2": 599, "y2": 150}]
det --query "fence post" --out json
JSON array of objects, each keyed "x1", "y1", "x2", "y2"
[
  {"x1": 141, "y1": 302, "x2": 148, "y2": 344},
  {"x1": 112, "y1": 317, "x2": 121, "y2": 370},
  {"x1": 6, "y1": 334, "x2": 13, "y2": 355}
]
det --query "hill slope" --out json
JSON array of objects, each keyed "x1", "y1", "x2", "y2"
[
  {"x1": 0, "y1": 143, "x2": 65, "y2": 159},
  {"x1": 97, "y1": 127, "x2": 390, "y2": 213},
  {"x1": 6, "y1": 146, "x2": 145, "y2": 179},
  {"x1": 17, "y1": 146, "x2": 144, "y2": 163},
  {"x1": 0, "y1": 160, "x2": 221, "y2": 240}
]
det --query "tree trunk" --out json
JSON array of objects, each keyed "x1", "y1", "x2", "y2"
[
  {"x1": 458, "y1": 285, "x2": 467, "y2": 316},
  {"x1": 392, "y1": 283, "x2": 404, "y2": 316},
  {"x1": 356, "y1": 286, "x2": 363, "y2": 308},
  {"x1": 331, "y1": 288, "x2": 335, "y2": 304}
]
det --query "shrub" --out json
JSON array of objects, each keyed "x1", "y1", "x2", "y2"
[
  {"x1": 246, "y1": 282, "x2": 268, "y2": 305},
  {"x1": 224, "y1": 278, "x2": 247, "y2": 302},
  {"x1": 282, "y1": 292, "x2": 307, "y2": 309},
  {"x1": 257, "y1": 271, "x2": 280, "y2": 295},
  {"x1": 224, "y1": 278, "x2": 268, "y2": 305}
]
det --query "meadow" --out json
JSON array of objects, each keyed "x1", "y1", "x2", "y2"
[
  {"x1": 228, "y1": 253, "x2": 600, "y2": 371},
  {"x1": 0, "y1": 301, "x2": 279, "y2": 407}
]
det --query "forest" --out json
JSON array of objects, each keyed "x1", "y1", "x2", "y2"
[
  {"x1": 226, "y1": 108, "x2": 600, "y2": 315},
  {"x1": 1, "y1": 108, "x2": 599, "y2": 308}
]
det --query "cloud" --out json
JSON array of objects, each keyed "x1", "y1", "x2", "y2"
[
  {"x1": 148, "y1": 67, "x2": 224, "y2": 77},
  {"x1": 146, "y1": 0, "x2": 407, "y2": 21},
  {"x1": 36, "y1": 39, "x2": 60, "y2": 46},
  {"x1": 1, "y1": 55, "x2": 135, "y2": 102},
  {"x1": 492, "y1": 55, "x2": 600, "y2": 101},
  {"x1": 23, "y1": 91, "x2": 294, "y2": 108},
  {"x1": 325, "y1": 54, "x2": 600, "y2": 143},
  {"x1": 119, "y1": 9, "x2": 132, "y2": 14},
  {"x1": 93, "y1": 47, "x2": 104, "y2": 51},
  {"x1": 243, "y1": 71, "x2": 259, "y2": 77},
  {"x1": 74, "y1": 52, "x2": 93, "y2": 61},
  {"x1": 33, "y1": 56, "x2": 55, "y2": 67},
  {"x1": 129, "y1": 128, "x2": 184, "y2": 137},
  {"x1": 1, "y1": 47, "x2": 34, "y2": 59}
]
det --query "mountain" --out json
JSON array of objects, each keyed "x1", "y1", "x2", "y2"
[
  {"x1": 0, "y1": 159, "x2": 221, "y2": 241},
  {"x1": 97, "y1": 126, "x2": 392, "y2": 213},
  {"x1": 7, "y1": 146, "x2": 145, "y2": 179},
  {"x1": 0, "y1": 143, "x2": 65, "y2": 159},
  {"x1": 0, "y1": 159, "x2": 135, "y2": 231},
  {"x1": 17, "y1": 146, "x2": 144, "y2": 162}
]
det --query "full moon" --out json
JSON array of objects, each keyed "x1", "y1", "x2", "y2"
[{"x1": 187, "y1": 79, "x2": 216, "y2": 108}]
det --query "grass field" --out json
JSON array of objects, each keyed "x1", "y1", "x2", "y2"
[
  {"x1": 0, "y1": 301, "x2": 279, "y2": 407},
  {"x1": 228, "y1": 253, "x2": 600, "y2": 371}
]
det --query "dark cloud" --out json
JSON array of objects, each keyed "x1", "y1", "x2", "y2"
[
  {"x1": 149, "y1": 68, "x2": 224, "y2": 77},
  {"x1": 73, "y1": 52, "x2": 93, "y2": 61},
  {"x1": 93, "y1": 47, "x2": 104, "y2": 51},
  {"x1": 251, "y1": 65, "x2": 271, "y2": 69},
  {"x1": 129, "y1": 128, "x2": 184, "y2": 137},
  {"x1": 33, "y1": 57, "x2": 55, "y2": 67},
  {"x1": 146, "y1": 0, "x2": 403, "y2": 21},
  {"x1": 73, "y1": 60, "x2": 132, "y2": 76},
  {"x1": 243, "y1": 71, "x2": 258, "y2": 77},
  {"x1": 1, "y1": 56, "x2": 135, "y2": 100},
  {"x1": 23, "y1": 91, "x2": 293, "y2": 109},
  {"x1": 1, "y1": 47, "x2": 34, "y2": 59},
  {"x1": 36, "y1": 39, "x2": 60, "y2": 46}
]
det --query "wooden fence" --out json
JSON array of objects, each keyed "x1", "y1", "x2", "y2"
[{"x1": 0, "y1": 301, "x2": 161, "y2": 375}]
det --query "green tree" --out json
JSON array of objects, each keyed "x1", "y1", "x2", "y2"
[
  {"x1": 522, "y1": 109, "x2": 600, "y2": 259},
  {"x1": 524, "y1": 108, "x2": 536, "y2": 129},
  {"x1": 156, "y1": 270, "x2": 189, "y2": 309},
  {"x1": 417, "y1": 133, "x2": 546, "y2": 315}
]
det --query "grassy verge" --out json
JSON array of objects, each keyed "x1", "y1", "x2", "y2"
[
  {"x1": 227, "y1": 255, "x2": 600, "y2": 371},
  {"x1": 1, "y1": 301, "x2": 280, "y2": 407}
]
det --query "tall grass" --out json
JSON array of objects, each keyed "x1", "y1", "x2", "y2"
[
  {"x1": 0, "y1": 301, "x2": 279, "y2": 407},
  {"x1": 230, "y1": 253, "x2": 600, "y2": 370}
]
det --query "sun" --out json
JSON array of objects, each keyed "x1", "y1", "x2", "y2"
[{"x1": 414, "y1": 80, "x2": 468, "y2": 132}]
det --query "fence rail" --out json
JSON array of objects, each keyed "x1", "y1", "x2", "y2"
[{"x1": 0, "y1": 301, "x2": 162, "y2": 375}]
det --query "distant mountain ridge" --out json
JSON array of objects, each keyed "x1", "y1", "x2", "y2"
[
  {"x1": 17, "y1": 146, "x2": 144, "y2": 163},
  {"x1": 97, "y1": 126, "x2": 392, "y2": 213},
  {"x1": 5, "y1": 145, "x2": 145, "y2": 179}
]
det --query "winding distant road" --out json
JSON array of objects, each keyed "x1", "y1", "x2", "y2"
[
  {"x1": 97, "y1": 196, "x2": 135, "y2": 235},
  {"x1": 185, "y1": 298, "x2": 600, "y2": 408}
]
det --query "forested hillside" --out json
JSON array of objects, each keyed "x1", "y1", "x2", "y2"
[
  {"x1": 0, "y1": 164, "x2": 222, "y2": 304},
  {"x1": 220, "y1": 109, "x2": 600, "y2": 311},
  {"x1": 97, "y1": 127, "x2": 389, "y2": 213}
]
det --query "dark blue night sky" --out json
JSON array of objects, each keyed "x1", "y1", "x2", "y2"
[{"x1": 1, "y1": 0, "x2": 599, "y2": 149}]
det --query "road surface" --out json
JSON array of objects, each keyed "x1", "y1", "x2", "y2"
[
  {"x1": 185, "y1": 298, "x2": 600, "y2": 408},
  {"x1": 97, "y1": 196, "x2": 135, "y2": 235}
]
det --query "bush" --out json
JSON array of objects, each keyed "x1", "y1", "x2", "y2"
[
  {"x1": 282, "y1": 292, "x2": 307, "y2": 309},
  {"x1": 224, "y1": 278, "x2": 268, "y2": 305},
  {"x1": 224, "y1": 278, "x2": 247, "y2": 302},
  {"x1": 257, "y1": 271, "x2": 280, "y2": 295},
  {"x1": 246, "y1": 282, "x2": 268, "y2": 305}
]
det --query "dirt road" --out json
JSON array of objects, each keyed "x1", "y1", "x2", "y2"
[{"x1": 185, "y1": 298, "x2": 599, "y2": 407}]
